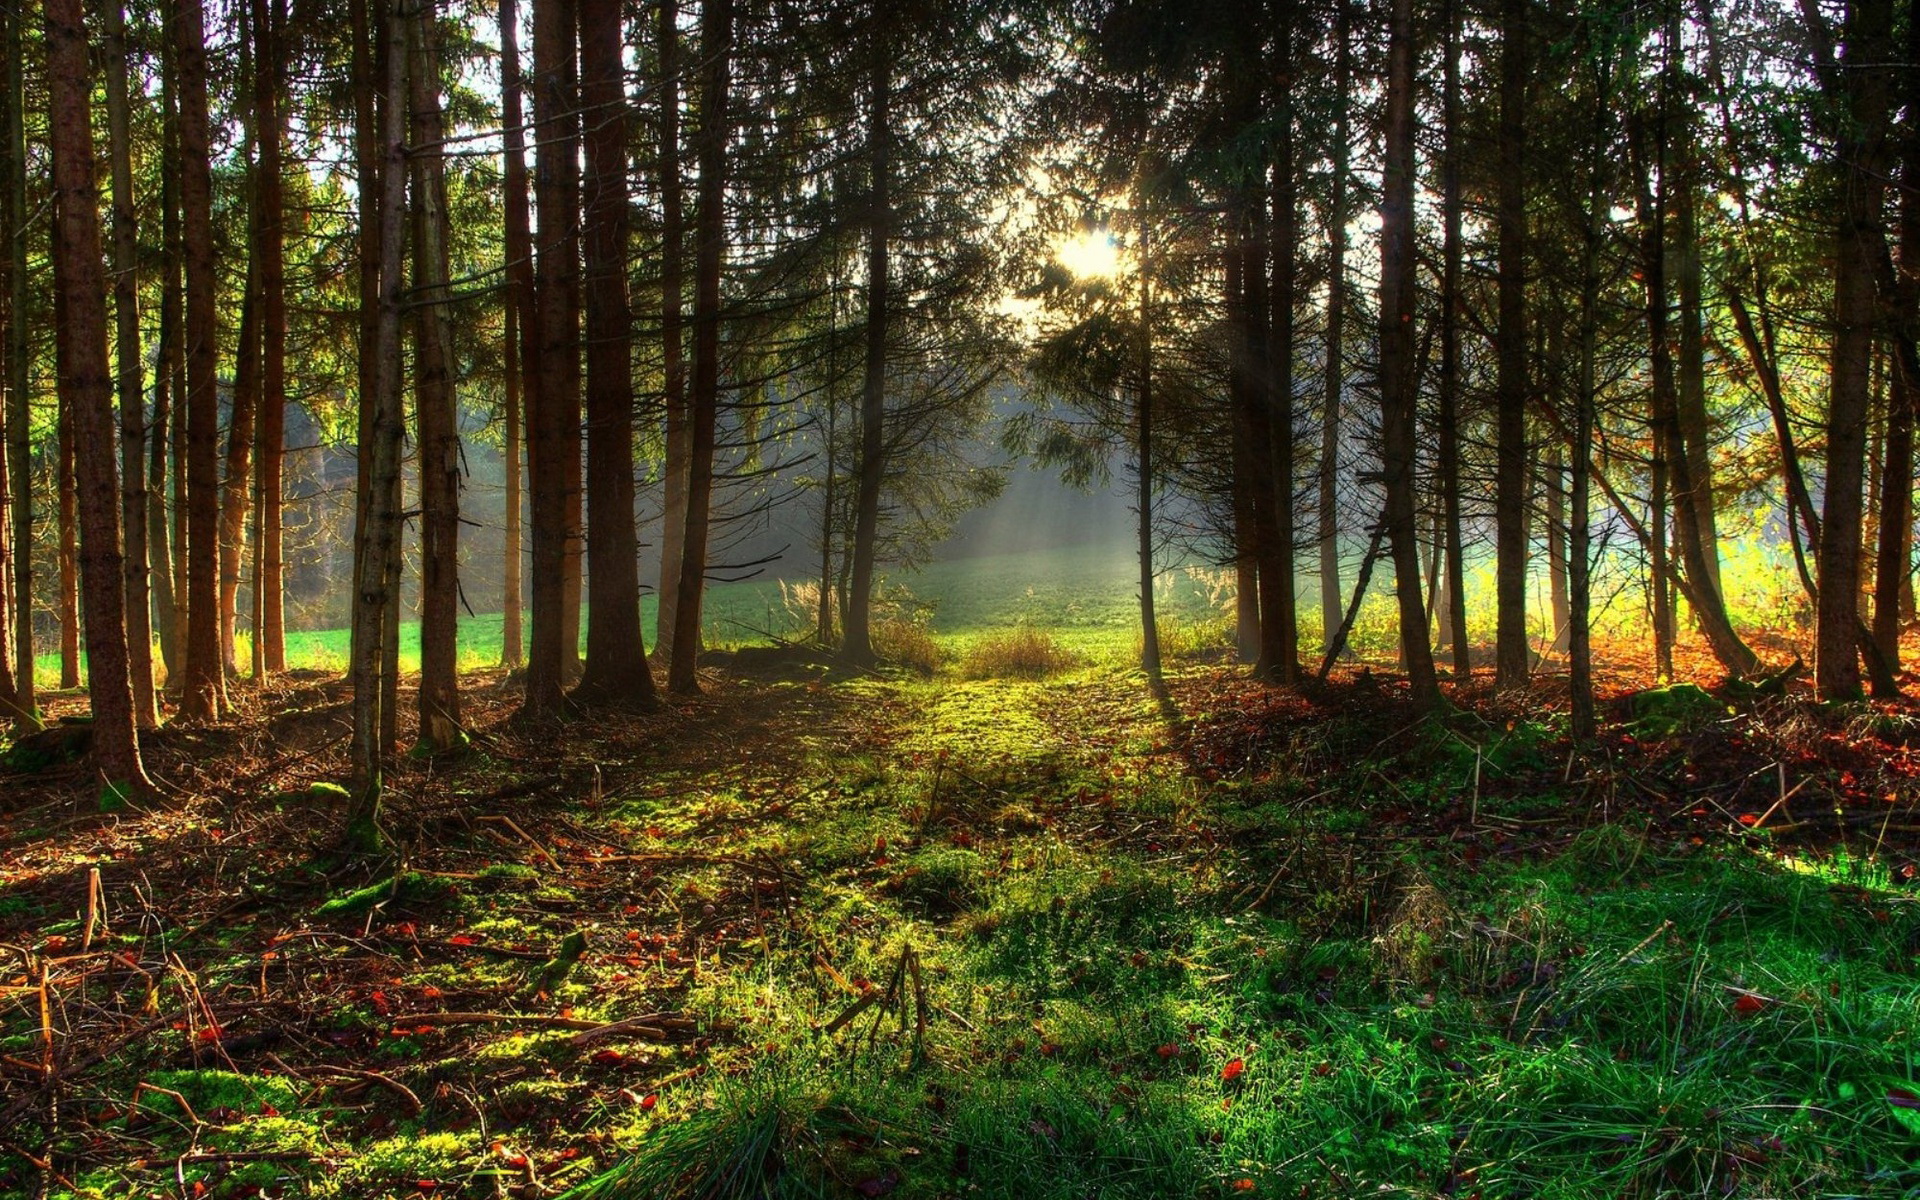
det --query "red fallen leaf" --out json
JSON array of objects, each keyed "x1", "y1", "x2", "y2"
[
  {"x1": 197, "y1": 1026, "x2": 223, "y2": 1043},
  {"x1": 1156, "y1": 1043, "x2": 1178, "y2": 1059},
  {"x1": 640, "y1": 1094, "x2": 658, "y2": 1111},
  {"x1": 260, "y1": 1104, "x2": 280, "y2": 1117},
  {"x1": 415, "y1": 1182, "x2": 438, "y2": 1193},
  {"x1": 1039, "y1": 1042, "x2": 1059, "y2": 1056},
  {"x1": 1129, "y1": 951, "x2": 1149, "y2": 968},
  {"x1": 592, "y1": 1050, "x2": 625, "y2": 1066},
  {"x1": 1232, "y1": 1180, "x2": 1256, "y2": 1192},
  {"x1": 1888, "y1": 1087, "x2": 1920, "y2": 1109},
  {"x1": 1221, "y1": 1058, "x2": 1245, "y2": 1083},
  {"x1": 1430, "y1": 1036, "x2": 1449, "y2": 1052},
  {"x1": 447, "y1": 934, "x2": 478, "y2": 946},
  {"x1": 1733, "y1": 994, "x2": 1766, "y2": 1016},
  {"x1": 193, "y1": 1182, "x2": 208, "y2": 1197},
  {"x1": 1313, "y1": 1062, "x2": 1332, "y2": 1077},
  {"x1": 421, "y1": 986, "x2": 442, "y2": 999},
  {"x1": 371, "y1": 990, "x2": 390, "y2": 1014},
  {"x1": 1738, "y1": 813, "x2": 1759, "y2": 827}
]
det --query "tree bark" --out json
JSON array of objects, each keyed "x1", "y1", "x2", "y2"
[
  {"x1": 525, "y1": 0, "x2": 583, "y2": 714},
  {"x1": 221, "y1": 214, "x2": 258, "y2": 683},
  {"x1": 1873, "y1": 0, "x2": 1920, "y2": 668},
  {"x1": 656, "y1": 0, "x2": 689, "y2": 664},
  {"x1": 4, "y1": 0, "x2": 35, "y2": 729},
  {"x1": 1318, "y1": 0, "x2": 1349, "y2": 658},
  {"x1": 1812, "y1": 0, "x2": 1894, "y2": 699},
  {"x1": 1438, "y1": 0, "x2": 1468, "y2": 678},
  {"x1": 177, "y1": 0, "x2": 225, "y2": 722},
  {"x1": 346, "y1": 0, "x2": 411, "y2": 843},
  {"x1": 1137, "y1": 203, "x2": 1162, "y2": 689},
  {"x1": 410, "y1": 0, "x2": 463, "y2": 749},
  {"x1": 44, "y1": 0, "x2": 154, "y2": 792},
  {"x1": 1264, "y1": 8, "x2": 1299, "y2": 683},
  {"x1": 500, "y1": 0, "x2": 533, "y2": 670},
  {"x1": 59, "y1": 388, "x2": 80, "y2": 690},
  {"x1": 254, "y1": 0, "x2": 287, "y2": 676},
  {"x1": 575, "y1": 0, "x2": 655, "y2": 706},
  {"x1": 843, "y1": 14, "x2": 889, "y2": 670},
  {"x1": 668, "y1": 0, "x2": 731, "y2": 693},
  {"x1": 1493, "y1": 0, "x2": 1530, "y2": 690},
  {"x1": 103, "y1": 0, "x2": 156, "y2": 726},
  {"x1": 1378, "y1": 0, "x2": 1439, "y2": 707}
]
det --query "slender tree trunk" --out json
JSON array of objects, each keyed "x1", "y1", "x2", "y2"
[
  {"x1": 500, "y1": 0, "x2": 533, "y2": 669},
  {"x1": 1571, "y1": 143, "x2": 1603, "y2": 737},
  {"x1": 1265, "y1": 10, "x2": 1299, "y2": 683},
  {"x1": 1438, "y1": 0, "x2": 1468, "y2": 678},
  {"x1": 346, "y1": 0, "x2": 410, "y2": 843},
  {"x1": 1137, "y1": 207, "x2": 1162, "y2": 688},
  {"x1": 575, "y1": 0, "x2": 655, "y2": 706},
  {"x1": 1227, "y1": 224, "x2": 1261, "y2": 664},
  {"x1": 657, "y1": 0, "x2": 689, "y2": 663},
  {"x1": 1671, "y1": 161, "x2": 1721, "y2": 599},
  {"x1": 149, "y1": 47, "x2": 179, "y2": 691},
  {"x1": 1493, "y1": 0, "x2": 1530, "y2": 689},
  {"x1": 44, "y1": 0, "x2": 154, "y2": 792},
  {"x1": 1873, "y1": 0, "x2": 1920, "y2": 667},
  {"x1": 221, "y1": 217, "x2": 258, "y2": 683},
  {"x1": 1813, "y1": 0, "x2": 1894, "y2": 699},
  {"x1": 844, "y1": 18, "x2": 889, "y2": 670},
  {"x1": 177, "y1": 0, "x2": 224, "y2": 721},
  {"x1": 410, "y1": 0, "x2": 463, "y2": 749},
  {"x1": 1545, "y1": 447, "x2": 1570, "y2": 653},
  {"x1": 668, "y1": 0, "x2": 731, "y2": 693},
  {"x1": 1379, "y1": 0, "x2": 1439, "y2": 707},
  {"x1": 525, "y1": 0, "x2": 583, "y2": 714},
  {"x1": 162, "y1": 48, "x2": 189, "y2": 682},
  {"x1": 59, "y1": 391, "x2": 80, "y2": 689},
  {"x1": 1318, "y1": 1, "x2": 1349, "y2": 656},
  {"x1": 103, "y1": 0, "x2": 156, "y2": 726},
  {"x1": 4, "y1": 0, "x2": 35, "y2": 728},
  {"x1": 254, "y1": 0, "x2": 286, "y2": 676}
]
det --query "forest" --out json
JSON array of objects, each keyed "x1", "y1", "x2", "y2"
[{"x1": 3, "y1": 0, "x2": 1920, "y2": 1194}]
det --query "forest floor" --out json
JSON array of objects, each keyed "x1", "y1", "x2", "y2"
[{"x1": 3, "y1": 640, "x2": 1920, "y2": 1199}]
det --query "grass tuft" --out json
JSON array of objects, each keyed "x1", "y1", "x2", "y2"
[{"x1": 960, "y1": 625, "x2": 1078, "y2": 679}]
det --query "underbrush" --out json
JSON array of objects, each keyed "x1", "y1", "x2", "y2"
[{"x1": 959, "y1": 625, "x2": 1078, "y2": 679}]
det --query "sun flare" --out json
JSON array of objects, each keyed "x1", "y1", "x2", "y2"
[{"x1": 1054, "y1": 229, "x2": 1123, "y2": 279}]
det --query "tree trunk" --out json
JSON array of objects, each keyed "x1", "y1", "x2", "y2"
[
  {"x1": 1227, "y1": 224, "x2": 1262, "y2": 665},
  {"x1": 346, "y1": 0, "x2": 410, "y2": 844},
  {"x1": 163, "y1": 46, "x2": 189, "y2": 684},
  {"x1": 844, "y1": 18, "x2": 889, "y2": 670},
  {"x1": 1874, "y1": 0, "x2": 1920, "y2": 668},
  {"x1": 149, "y1": 45, "x2": 180, "y2": 690},
  {"x1": 254, "y1": 0, "x2": 287, "y2": 676},
  {"x1": 525, "y1": 0, "x2": 582, "y2": 715},
  {"x1": 1545, "y1": 447, "x2": 1570, "y2": 653},
  {"x1": 5, "y1": 0, "x2": 35, "y2": 729},
  {"x1": 656, "y1": 0, "x2": 688, "y2": 665},
  {"x1": 575, "y1": 0, "x2": 655, "y2": 706},
  {"x1": 1318, "y1": 0, "x2": 1349, "y2": 658},
  {"x1": 1438, "y1": 0, "x2": 1468, "y2": 678},
  {"x1": 1378, "y1": 0, "x2": 1439, "y2": 707},
  {"x1": 1137, "y1": 207, "x2": 1162, "y2": 689},
  {"x1": 1493, "y1": 0, "x2": 1529, "y2": 690},
  {"x1": 1812, "y1": 0, "x2": 1894, "y2": 699},
  {"x1": 410, "y1": 0, "x2": 463, "y2": 749},
  {"x1": 59, "y1": 389, "x2": 80, "y2": 689},
  {"x1": 103, "y1": 0, "x2": 156, "y2": 727},
  {"x1": 44, "y1": 0, "x2": 154, "y2": 792},
  {"x1": 177, "y1": 0, "x2": 225, "y2": 722},
  {"x1": 1671, "y1": 160, "x2": 1722, "y2": 600},
  {"x1": 668, "y1": 0, "x2": 731, "y2": 693},
  {"x1": 1265, "y1": 10, "x2": 1299, "y2": 683},
  {"x1": 500, "y1": 0, "x2": 533, "y2": 669},
  {"x1": 221, "y1": 212, "x2": 258, "y2": 684}
]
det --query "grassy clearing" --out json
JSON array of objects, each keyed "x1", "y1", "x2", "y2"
[{"x1": 3, "y1": 646, "x2": 1917, "y2": 1199}]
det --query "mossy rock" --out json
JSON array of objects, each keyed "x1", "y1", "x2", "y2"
[{"x1": 1619, "y1": 683, "x2": 1727, "y2": 738}]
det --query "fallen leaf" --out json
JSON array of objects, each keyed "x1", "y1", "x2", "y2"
[{"x1": 1221, "y1": 1058, "x2": 1245, "y2": 1083}]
